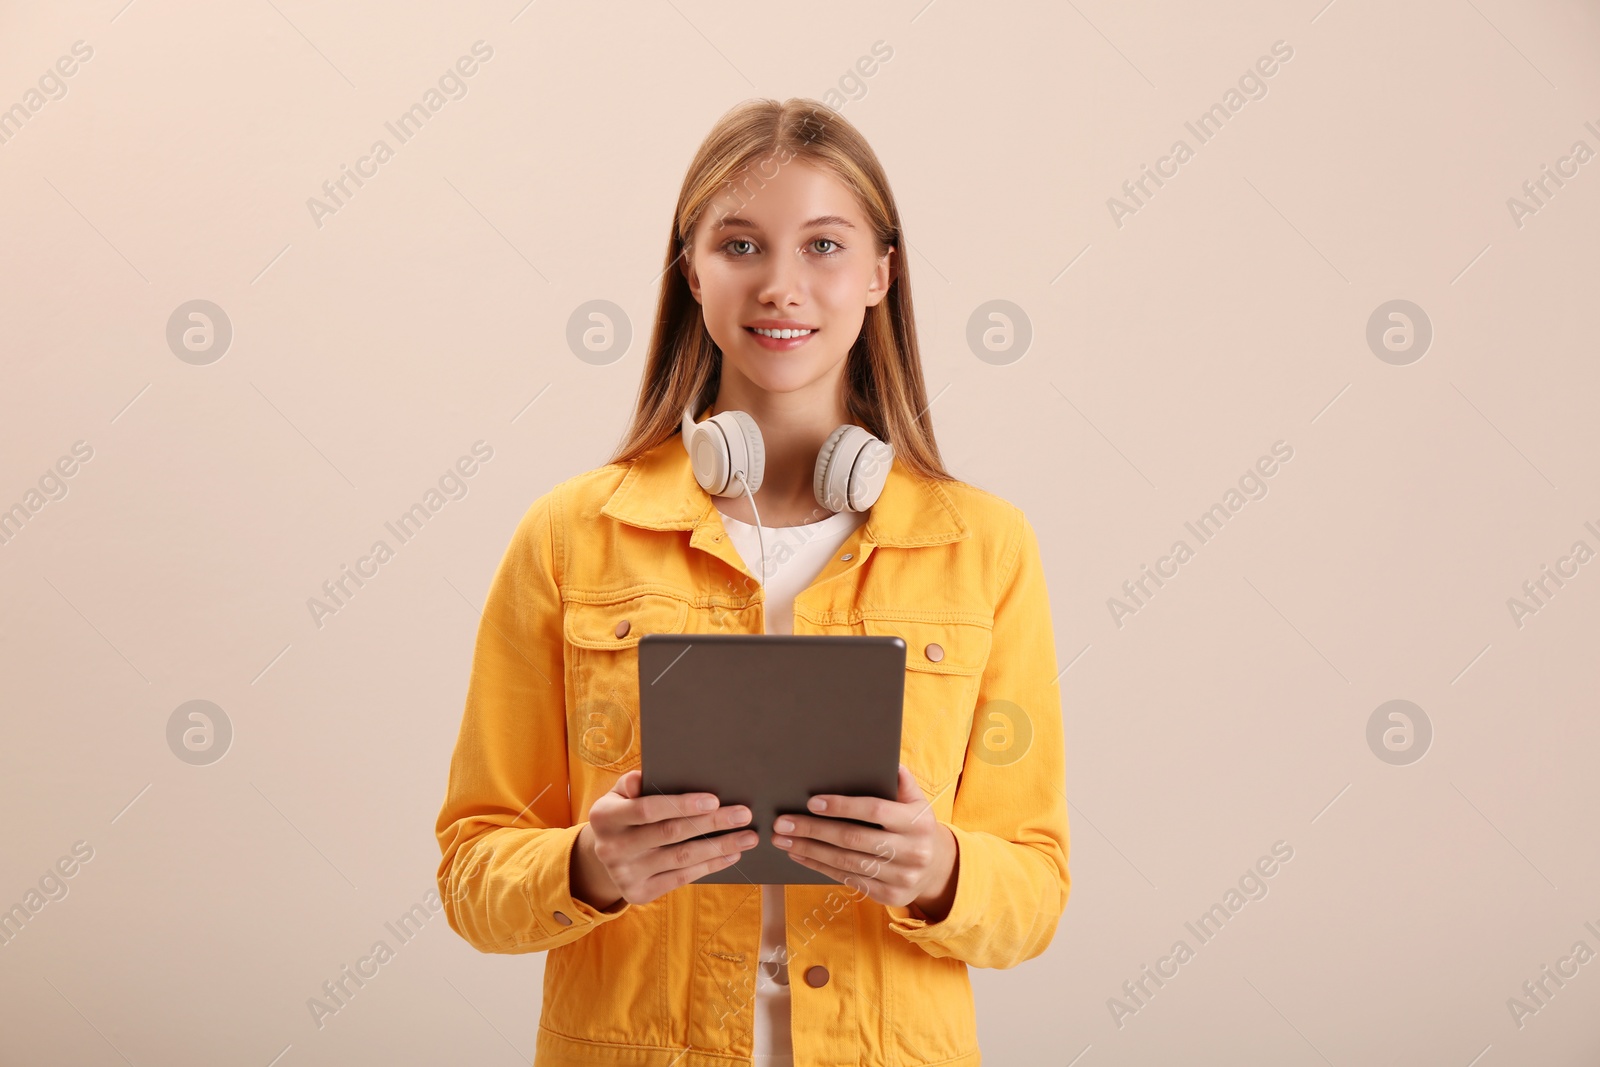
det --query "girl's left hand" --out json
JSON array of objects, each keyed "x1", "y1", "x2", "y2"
[{"x1": 772, "y1": 763, "x2": 957, "y2": 914}]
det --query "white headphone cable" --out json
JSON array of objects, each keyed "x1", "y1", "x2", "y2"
[{"x1": 731, "y1": 469, "x2": 767, "y2": 591}]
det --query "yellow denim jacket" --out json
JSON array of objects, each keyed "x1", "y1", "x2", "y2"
[{"x1": 435, "y1": 425, "x2": 1071, "y2": 1066}]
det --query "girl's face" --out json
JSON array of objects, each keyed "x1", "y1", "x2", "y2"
[{"x1": 682, "y1": 159, "x2": 893, "y2": 399}]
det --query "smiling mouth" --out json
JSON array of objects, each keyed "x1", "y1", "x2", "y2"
[{"x1": 745, "y1": 326, "x2": 817, "y2": 339}]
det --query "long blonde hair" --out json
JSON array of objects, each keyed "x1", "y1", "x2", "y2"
[{"x1": 605, "y1": 97, "x2": 953, "y2": 482}]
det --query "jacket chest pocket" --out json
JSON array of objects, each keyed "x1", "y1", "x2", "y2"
[
  {"x1": 564, "y1": 592, "x2": 689, "y2": 774},
  {"x1": 861, "y1": 616, "x2": 992, "y2": 805}
]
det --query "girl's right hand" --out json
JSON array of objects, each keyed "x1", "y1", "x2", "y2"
[{"x1": 577, "y1": 769, "x2": 757, "y2": 907}]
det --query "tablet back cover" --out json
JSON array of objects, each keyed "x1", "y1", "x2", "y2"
[{"x1": 638, "y1": 633, "x2": 905, "y2": 885}]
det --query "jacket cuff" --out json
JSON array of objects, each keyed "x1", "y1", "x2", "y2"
[
  {"x1": 527, "y1": 823, "x2": 632, "y2": 937},
  {"x1": 886, "y1": 821, "x2": 972, "y2": 942}
]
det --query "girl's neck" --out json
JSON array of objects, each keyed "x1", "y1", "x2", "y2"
[{"x1": 707, "y1": 389, "x2": 853, "y2": 525}]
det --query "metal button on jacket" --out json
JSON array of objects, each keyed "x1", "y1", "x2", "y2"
[
  {"x1": 614, "y1": 619, "x2": 631, "y2": 638},
  {"x1": 553, "y1": 910, "x2": 573, "y2": 926},
  {"x1": 925, "y1": 642, "x2": 944, "y2": 663},
  {"x1": 804, "y1": 965, "x2": 829, "y2": 988}
]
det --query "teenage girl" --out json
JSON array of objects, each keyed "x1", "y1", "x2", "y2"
[{"x1": 436, "y1": 97, "x2": 1070, "y2": 1067}]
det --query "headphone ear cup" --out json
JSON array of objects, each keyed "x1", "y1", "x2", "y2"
[
  {"x1": 815, "y1": 425, "x2": 892, "y2": 512},
  {"x1": 848, "y1": 438, "x2": 893, "y2": 510},
  {"x1": 719, "y1": 410, "x2": 765, "y2": 494},
  {"x1": 814, "y1": 425, "x2": 851, "y2": 512},
  {"x1": 686, "y1": 420, "x2": 731, "y2": 495}
]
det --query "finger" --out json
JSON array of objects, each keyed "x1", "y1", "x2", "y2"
[
  {"x1": 896, "y1": 763, "x2": 926, "y2": 805},
  {"x1": 626, "y1": 787, "x2": 724, "y2": 829},
  {"x1": 780, "y1": 834, "x2": 900, "y2": 883},
  {"x1": 898, "y1": 764, "x2": 947, "y2": 826},
  {"x1": 611, "y1": 769, "x2": 642, "y2": 799},
  {"x1": 801, "y1": 791, "x2": 910, "y2": 833},
  {"x1": 633, "y1": 844, "x2": 745, "y2": 902},
  {"x1": 645, "y1": 827, "x2": 757, "y2": 884},
  {"x1": 777, "y1": 812, "x2": 899, "y2": 857},
  {"x1": 668, "y1": 804, "x2": 754, "y2": 846},
  {"x1": 786, "y1": 850, "x2": 888, "y2": 899},
  {"x1": 628, "y1": 801, "x2": 753, "y2": 853}
]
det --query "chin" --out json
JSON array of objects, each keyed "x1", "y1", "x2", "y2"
[
  {"x1": 723, "y1": 351, "x2": 840, "y2": 386},
  {"x1": 734, "y1": 371, "x2": 821, "y2": 395}
]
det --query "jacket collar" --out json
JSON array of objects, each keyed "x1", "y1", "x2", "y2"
[{"x1": 600, "y1": 412, "x2": 969, "y2": 548}]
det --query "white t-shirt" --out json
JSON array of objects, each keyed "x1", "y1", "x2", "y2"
[{"x1": 712, "y1": 500, "x2": 868, "y2": 1067}]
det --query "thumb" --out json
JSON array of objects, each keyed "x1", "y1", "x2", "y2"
[
  {"x1": 612, "y1": 768, "x2": 642, "y2": 799},
  {"x1": 897, "y1": 763, "x2": 924, "y2": 804}
]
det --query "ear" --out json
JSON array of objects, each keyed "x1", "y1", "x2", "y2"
[
  {"x1": 863, "y1": 245, "x2": 894, "y2": 308},
  {"x1": 680, "y1": 243, "x2": 702, "y2": 305}
]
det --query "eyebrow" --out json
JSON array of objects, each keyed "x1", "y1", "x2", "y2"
[{"x1": 712, "y1": 214, "x2": 857, "y2": 232}]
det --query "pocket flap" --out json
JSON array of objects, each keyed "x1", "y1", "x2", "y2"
[
  {"x1": 861, "y1": 615, "x2": 990, "y2": 675},
  {"x1": 564, "y1": 593, "x2": 688, "y2": 650}
]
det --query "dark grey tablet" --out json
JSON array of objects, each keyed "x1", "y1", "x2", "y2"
[{"x1": 638, "y1": 633, "x2": 906, "y2": 885}]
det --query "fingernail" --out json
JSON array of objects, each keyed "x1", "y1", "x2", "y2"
[
  {"x1": 774, "y1": 835, "x2": 792, "y2": 848},
  {"x1": 808, "y1": 797, "x2": 826, "y2": 812},
  {"x1": 775, "y1": 817, "x2": 793, "y2": 833},
  {"x1": 698, "y1": 796, "x2": 717, "y2": 811}
]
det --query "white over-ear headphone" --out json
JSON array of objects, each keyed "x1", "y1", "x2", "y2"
[{"x1": 681, "y1": 402, "x2": 894, "y2": 586}]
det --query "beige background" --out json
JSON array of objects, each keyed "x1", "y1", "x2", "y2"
[{"x1": 3, "y1": 0, "x2": 1599, "y2": 1063}]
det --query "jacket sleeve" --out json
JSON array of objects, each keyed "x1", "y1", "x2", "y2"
[
  {"x1": 435, "y1": 486, "x2": 633, "y2": 954},
  {"x1": 885, "y1": 508, "x2": 1071, "y2": 968}
]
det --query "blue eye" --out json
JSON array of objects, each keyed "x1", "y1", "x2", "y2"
[{"x1": 722, "y1": 238, "x2": 755, "y2": 256}]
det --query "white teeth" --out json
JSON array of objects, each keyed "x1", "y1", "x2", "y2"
[{"x1": 751, "y1": 327, "x2": 814, "y2": 339}]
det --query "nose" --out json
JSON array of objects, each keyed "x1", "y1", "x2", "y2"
[{"x1": 756, "y1": 246, "x2": 804, "y2": 309}]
